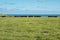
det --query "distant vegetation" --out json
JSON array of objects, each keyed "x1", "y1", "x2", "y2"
[
  {"x1": 0, "y1": 17, "x2": 60, "y2": 40},
  {"x1": 0, "y1": 14, "x2": 58, "y2": 17}
]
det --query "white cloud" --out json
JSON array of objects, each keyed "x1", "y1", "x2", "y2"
[{"x1": 0, "y1": 6, "x2": 60, "y2": 13}]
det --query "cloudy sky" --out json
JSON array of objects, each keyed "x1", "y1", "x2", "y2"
[{"x1": 0, "y1": 0, "x2": 60, "y2": 14}]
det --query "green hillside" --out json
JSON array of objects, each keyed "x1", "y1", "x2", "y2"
[{"x1": 0, "y1": 17, "x2": 60, "y2": 40}]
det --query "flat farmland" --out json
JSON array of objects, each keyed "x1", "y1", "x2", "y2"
[{"x1": 0, "y1": 17, "x2": 60, "y2": 40}]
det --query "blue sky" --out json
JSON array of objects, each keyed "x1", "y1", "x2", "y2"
[{"x1": 0, "y1": 0, "x2": 60, "y2": 14}]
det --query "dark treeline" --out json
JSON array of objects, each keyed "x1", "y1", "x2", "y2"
[{"x1": 0, "y1": 14, "x2": 58, "y2": 17}]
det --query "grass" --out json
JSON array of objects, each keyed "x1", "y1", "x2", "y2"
[{"x1": 0, "y1": 17, "x2": 60, "y2": 40}]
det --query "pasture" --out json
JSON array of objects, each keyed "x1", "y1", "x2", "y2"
[{"x1": 0, "y1": 17, "x2": 60, "y2": 40}]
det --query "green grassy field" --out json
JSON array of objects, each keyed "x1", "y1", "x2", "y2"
[{"x1": 0, "y1": 17, "x2": 60, "y2": 40}]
